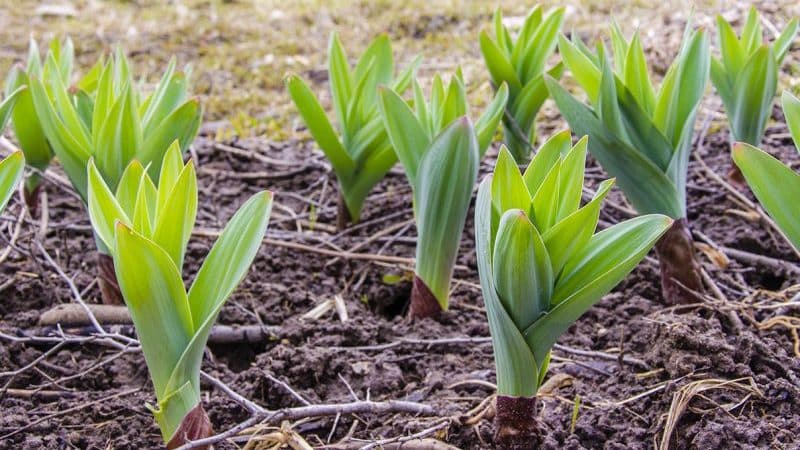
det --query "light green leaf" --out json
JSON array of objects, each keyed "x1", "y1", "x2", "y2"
[
  {"x1": 414, "y1": 118, "x2": 479, "y2": 308},
  {"x1": 492, "y1": 146, "x2": 531, "y2": 214},
  {"x1": 733, "y1": 143, "x2": 800, "y2": 250},
  {"x1": 87, "y1": 159, "x2": 131, "y2": 251},
  {"x1": 493, "y1": 209, "x2": 552, "y2": 330},
  {"x1": 0, "y1": 152, "x2": 24, "y2": 214},
  {"x1": 286, "y1": 75, "x2": 355, "y2": 178},
  {"x1": 113, "y1": 223, "x2": 194, "y2": 400},
  {"x1": 783, "y1": 91, "x2": 800, "y2": 151},
  {"x1": 525, "y1": 215, "x2": 672, "y2": 363},
  {"x1": 475, "y1": 177, "x2": 539, "y2": 397}
]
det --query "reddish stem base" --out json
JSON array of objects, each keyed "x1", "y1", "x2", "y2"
[
  {"x1": 337, "y1": 191, "x2": 353, "y2": 231},
  {"x1": 654, "y1": 218, "x2": 704, "y2": 305},
  {"x1": 494, "y1": 395, "x2": 541, "y2": 449},
  {"x1": 166, "y1": 403, "x2": 214, "y2": 450},
  {"x1": 23, "y1": 184, "x2": 42, "y2": 219},
  {"x1": 407, "y1": 275, "x2": 442, "y2": 320},
  {"x1": 97, "y1": 253, "x2": 124, "y2": 305}
]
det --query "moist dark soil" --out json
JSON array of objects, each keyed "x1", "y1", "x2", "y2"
[{"x1": 1, "y1": 111, "x2": 800, "y2": 449}]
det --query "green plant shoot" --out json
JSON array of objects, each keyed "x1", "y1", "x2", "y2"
[
  {"x1": 4, "y1": 38, "x2": 74, "y2": 207},
  {"x1": 546, "y1": 22, "x2": 709, "y2": 305},
  {"x1": 87, "y1": 141, "x2": 197, "y2": 270},
  {"x1": 475, "y1": 133, "x2": 671, "y2": 447},
  {"x1": 712, "y1": 8, "x2": 798, "y2": 147},
  {"x1": 30, "y1": 48, "x2": 202, "y2": 204},
  {"x1": 88, "y1": 145, "x2": 273, "y2": 447},
  {"x1": 287, "y1": 33, "x2": 421, "y2": 228},
  {"x1": 0, "y1": 152, "x2": 25, "y2": 215},
  {"x1": 733, "y1": 91, "x2": 800, "y2": 252},
  {"x1": 479, "y1": 5, "x2": 565, "y2": 162},
  {"x1": 378, "y1": 90, "x2": 479, "y2": 318}
]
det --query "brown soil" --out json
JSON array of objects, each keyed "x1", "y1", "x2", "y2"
[{"x1": 1, "y1": 110, "x2": 799, "y2": 449}]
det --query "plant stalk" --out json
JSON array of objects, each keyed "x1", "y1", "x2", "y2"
[
  {"x1": 654, "y1": 218, "x2": 703, "y2": 305},
  {"x1": 494, "y1": 395, "x2": 542, "y2": 449},
  {"x1": 408, "y1": 274, "x2": 442, "y2": 319},
  {"x1": 337, "y1": 190, "x2": 353, "y2": 231},
  {"x1": 165, "y1": 403, "x2": 214, "y2": 450},
  {"x1": 97, "y1": 252, "x2": 124, "y2": 305},
  {"x1": 23, "y1": 176, "x2": 42, "y2": 218}
]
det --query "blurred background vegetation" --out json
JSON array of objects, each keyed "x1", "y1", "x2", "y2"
[{"x1": 1, "y1": 0, "x2": 797, "y2": 140}]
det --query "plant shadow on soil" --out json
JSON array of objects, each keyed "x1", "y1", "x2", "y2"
[{"x1": 1, "y1": 113, "x2": 799, "y2": 449}]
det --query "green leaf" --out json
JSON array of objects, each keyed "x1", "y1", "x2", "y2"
[
  {"x1": 524, "y1": 214, "x2": 672, "y2": 363},
  {"x1": 475, "y1": 82, "x2": 509, "y2": 155},
  {"x1": 480, "y1": 30, "x2": 523, "y2": 97},
  {"x1": 29, "y1": 76, "x2": 92, "y2": 201},
  {"x1": 153, "y1": 162, "x2": 198, "y2": 268},
  {"x1": 286, "y1": 75, "x2": 355, "y2": 178},
  {"x1": 493, "y1": 209, "x2": 552, "y2": 330},
  {"x1": 783, "y1": 91, "x2": 800, "y2": 151},
  {"x1": 543, "y1": 179, "x2": 614, "y2": 276},
  {"x1": 491, "y1": 146, "x2": 531, "y2": 214},
  {"x1": 139, "y1": 99, "x2": 202, "y2": 180},
  {"x1": 554, "y1": 136, "x2": 587, "y2": 221},
  {"x1": 187, "y1": 191, "x2": 273, "y2": 328},
  {"x1": 328, "y1": 33, "x2": 354, "y2": 128},
  {"x1": 0, "y1": 84, "x2": 24, "y2": 134},
  {"x1": 774, "y1": 19, "x2": 799, "y2": 63},
  {"x1": 522, "y1": 129, "x2": 570, "y2": 195},
  {"x1": 716, "y1": 15, "x2": 746, "y2": 79},
  {"x1": 475, "y1": 177, "x2": 539, "y2": 397},
  {"x1": 87, "y1": 159, "x2": 131, "y2": 251},
  {"x1": 733, "y1": 143, "x2": 800, "y2": 250},
  {"x1": 96, "y1": 84, "x2": 142, "y2": 190},
  {"x1": 115, "y1": 160, "x2": 147, "y2": 218},
  {"x1": 414, "y1": 118, "x2": 479, "y2": 308},
  {"x1": 379, "y1": 86, "x2": 429, "y2": 186},
  {"x1": 730, "y1": 46, "x2": 777, "y2": 145},
  {"x1": 0, "y1": 152, "x2": 24, "y2": 214},
  {"x1": 558, "y1": 34, "x2": 601, "y2": 104},
  {"x1": 113, "y1": 223, "x2": 194, "y2": 400},
  {"x1": 546, "y1": 76, "x2": 683, "y2": 217},
  {"x1": 623, "y1": 34, "x2": 656, "y2": 114},
  {"x1": 5, "y1": 71, "x2": 52, "y2": 171}
]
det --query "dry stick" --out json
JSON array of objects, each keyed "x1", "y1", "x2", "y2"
[
  {"x1": 693, "y1": 230, "x2": 800, "y2": 275},
  {"x1": 213, "y1": 142, "x2": 302, "y2": 167},
  {"x1": 356, "y1": 420, "x2": 453, "y2": 450},
  {"x1": 326, "y1": 218, "x2": 415, "y2": 267}
]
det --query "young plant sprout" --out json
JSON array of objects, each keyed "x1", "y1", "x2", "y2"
[
  {"x1": 475, "y1": 134, "x2": 671, "y2": 447},
  {"x1": 88, "y1": 145, "x2": 273, "y2": 448},
  {"x1": 30, "y1": 48, "x2": 202, "y2": 305},
  {"x1": 479, "y1": 5, "x2": 565, "y2": 163},
  {"x1": 287, "y1": 33, "x2": 421, "y2": 229},
  {"x1": 87, "y1": 141, "x2": 197, "y2": 270},
  {"x1": 4, "y1": 38, "x2": 74, "y2": 212},
  {"x1": 381, "y1": 102, "x2": 478, "y2": 319},
  {"x1": 733, "y1": 91, "x2": 800, "y2": 251},
  {"x1": 546, "y1": 23, "x2": 710, "y2": 305},
  {"x1": 711, "y1": 8, "x2": 797, "y2": 152},
  {"x1": 0, "y1": 152, "x2": 25, "y2": 215},
  {"x1": 378, "y1": 87, "x2": 479, "y2": 317}
]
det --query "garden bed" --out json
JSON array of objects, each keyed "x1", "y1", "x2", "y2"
[{"x1": 1, "y1": 116, "x2": 799, "y2": 448}]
